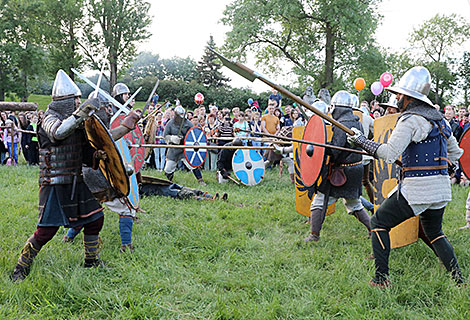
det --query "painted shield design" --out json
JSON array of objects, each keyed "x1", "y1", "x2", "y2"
[
  {"x1": 300, "y1": 115, "x2": 326, "y2": 187},
  {"x1": 115, "y1": 138, "x2": 140, "y2": 210},
  {"x1": 184, "y1": 126, "x2": 208, "y2": 168},
  {"x1": 373, "y1": 113, "x2": 419, "y2": 249},
  {"x1": 111, "y1": 114, "x2": 145, "y2": 173},
  {"x1": 294, "y1": 126, "x2": 335, "y2": 217},
  {"x1": 459, "y1": 127, "x2": 470, "y2": 179},
  {"x1": 84, "y1": 114, "x2": 129, "y2": 197},
  {"x1": 232, "y1": 149, "x2": 265, "y2": 186}
]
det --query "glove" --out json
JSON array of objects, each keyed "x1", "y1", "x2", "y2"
[
  {"x1": 346, "y1": 127, "x2": 364, "y2": 146},
  {"x1": 73, "y1": 98, "x2": 100, "y2": 120},
  {"x1": 121, "y1": 110, "x2": 140, "y2": 130},
  {"x1": 167, "y1": 135, "x2": 181, "y2": 144},
  {"x1": 347, "y1": 127, "x2": 381, "y2": 156}
]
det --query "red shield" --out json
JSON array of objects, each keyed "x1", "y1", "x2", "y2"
[
  {"x1": 111, "y1": 115, "x2": 145, "y2": 173},
  {"x1": 300, "y1": 115, "x2": 326, "y2": 187},
  {"x1": 459, "y1": 128, "x2": 470, "y2": 179}
]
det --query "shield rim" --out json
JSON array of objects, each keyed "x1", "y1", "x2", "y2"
[
  {"x1": 144, "y1": 115, "x2": 158, "y2": 160},
  {"x1": 110, "y1": 114, "x2": 145, "y2": 172},
  {"x1": 183, "y1": 126, "x2": 208, "y2": 168},
  {"x1": 232, "y1": 148, "x2": 265, "y2": 186},
  {"x1": 84, "y1": 114, "x2": 130, "y2": 197},
  {"x1": 459, "y1": 127, "x2": 470, "y2": 179},
  {"x1": 300, "y1": 115, "x2": 326, "y2": 187}
]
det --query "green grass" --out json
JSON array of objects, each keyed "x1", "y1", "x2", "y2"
[{"x1": 1, "y1": 166, "x2": 470, "y2": 319}]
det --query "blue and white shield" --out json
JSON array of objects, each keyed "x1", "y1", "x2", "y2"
[
  {"x1": 115, "y1": 138, "x2": 139, "y2": 210},
  {"x1": 184, "y1": 126, "x2": 208, "y2": 168},
  {"x1": 232, "y1": 149, "x2": 265, "y2": 186}
]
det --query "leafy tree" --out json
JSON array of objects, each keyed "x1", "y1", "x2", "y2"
[
  {"x1": 39, "y1": 0, "x2": 85, "y2": 80},
  {"x1": 196, "y1": 36, "x2": 230, "y2": 88},
  {"x1": 124, "y1": 52, "x2": 198, "y2": 82},
  {"x1": 409, "y1": 14, "x2": 470, "y2": 104},
  {"x1": 0, "y1": 0, "x2": 45, "y2": 101},
  {"x1": 459, "y1": 52, "x2": 470, "y2": 105},
  {"x1": 82, "y1": 0, "x2": 152, "y2": 90},
  {"x1": 221, "y1": 0, "x2": 381, "y2": 89}
]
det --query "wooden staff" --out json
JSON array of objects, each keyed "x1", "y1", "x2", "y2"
[
  {"x1": 130, "y1": 144, "x2": 276, "y2": 150},
  {"x1": 218, "y1": 171, "x2": 241, "y2": 185},
  {"x1": 207, "y1": 136, "x2": 292, "y2": 144},
  {"x1": 209, "y1": 48, "x2": 355, "y2": 136},
  {"x1": 236, "y1": 129, "x2": 369, "y2": 156}
]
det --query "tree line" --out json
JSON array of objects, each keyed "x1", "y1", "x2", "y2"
[{"x1": 1, "y1": 0, "x2": 469, "y2": 107}]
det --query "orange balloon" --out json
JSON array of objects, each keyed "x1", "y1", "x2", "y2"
[{"x1": 354, "y1": 78, "x2": 365, "y2": 91}]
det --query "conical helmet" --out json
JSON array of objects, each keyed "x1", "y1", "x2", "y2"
[
  {"x1": 386, "y1": 66, "x2": 433, "y2": 106},
  {"x1": 331, "y1": 90, "x2": 354, "y2": 108},
  {"x1": 112, "y1": 83, "x2": 130, "y2": 97},
  {"x1": 51, "y1": 70, "x2": 81, "y2": 101}
]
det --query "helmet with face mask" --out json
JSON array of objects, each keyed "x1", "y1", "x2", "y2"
[{"x1": 386, "y1": 66, "x2": 433, "y2": 107}]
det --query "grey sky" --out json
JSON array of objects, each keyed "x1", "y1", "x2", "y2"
[{"x1": 139, "y1": 0, "x2": 470, "y2": 93}]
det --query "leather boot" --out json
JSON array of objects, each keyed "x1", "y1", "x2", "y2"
[
  {"x1": 11, "y1": 237, "x2": 42, "y2": 282},
  {"x1": 83, "y1": 234, "x2": 104, "y2": 268},
  {"x1": 352, "y1": 208, "x2": 371, "y2": 234},
  {"x1": 290, "y1": 173, "x2": 295, "y2": 184},
  {"x1": 304, "y1": 208, "x2": 324, "y2": 242}
]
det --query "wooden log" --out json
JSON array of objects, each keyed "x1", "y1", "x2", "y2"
[{"x1": 0, "y1": 102, "x2": 38, "y2": 112}]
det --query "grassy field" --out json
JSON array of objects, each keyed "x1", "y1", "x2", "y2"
[{"x1": 1, "y1": 166, "x2": 470, "y2": 319}]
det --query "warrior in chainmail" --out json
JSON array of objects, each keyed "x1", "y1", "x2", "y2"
[
  {"x1": 63, "y1": 89, "x2": 140, "y2": 253},
  {"x1": 11, "y1": 70, "x2": 106, "y2": 282},
  {"x1": 163, "y1": 105, "x2": 206, "y2": 184},
  {"x1": 304, "y1": 91, "x2": 371, "y2": 243},
  {"x1": 349, "y1": 66, "x2": 464, "y2": 288}
]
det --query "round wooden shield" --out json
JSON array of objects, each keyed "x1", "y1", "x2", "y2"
[
  {"x1": 232, "y1": 149, "x2": 265, "y2": 186},
  {"x1": 184, "y1": 126, "x2": 208, "y2": 168},
  {"x1": 111, "y1": 114, "x2": 145, "y2": 172},
  {"x1": 300, "y1": 115, "x2": 326, "y2": 187},
  {"x1": 459, "y1": 127, "x2": 470, "y2": 179},
  {"x1": 143, "y1": 116, "x2": 158, "y2": 160},
  {"x1": 84, "y1": 115, "x2": 129, "y2": 197}
]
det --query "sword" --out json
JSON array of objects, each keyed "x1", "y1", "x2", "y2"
[
  {"x1": 92, "y1": 62, "x2": 106, "y2": 99},
  {"x1": 209, "y1": 48, "x2": 355, "y2": 136},
  {"x1": 141, "y1": 79, "x2": 160, "y2": 116},
  {"x1": 71, "y1": 68, "x2": 140, "y2": 120}
]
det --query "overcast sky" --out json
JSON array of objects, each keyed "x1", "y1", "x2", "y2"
[{"x1": 138, "y1": 0, "x2": 470, "y2": 93}]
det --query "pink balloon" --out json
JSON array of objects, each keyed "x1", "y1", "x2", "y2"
[
  {"x1": 380, "y1": 72, "x2": 393, "y2": 87},
  {"x1": 371, "y1": 81, "x2": 384, "y2": 96}
]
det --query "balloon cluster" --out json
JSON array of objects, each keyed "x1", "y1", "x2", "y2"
[{"x1": 353, "y1": 72, "x2": 393, "y2": 97}]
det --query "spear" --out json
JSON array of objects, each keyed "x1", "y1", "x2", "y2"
[
  {"x1": 209, "y1": 48, "x2": 354, "y2": 136},
  {"x1": 235, "y1": 129, "x2": 369, "y2": 156}
]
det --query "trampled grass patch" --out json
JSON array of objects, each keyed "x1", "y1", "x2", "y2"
[{"x1": 1, "y1": 166, "x2": 470, "y2": 319}]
